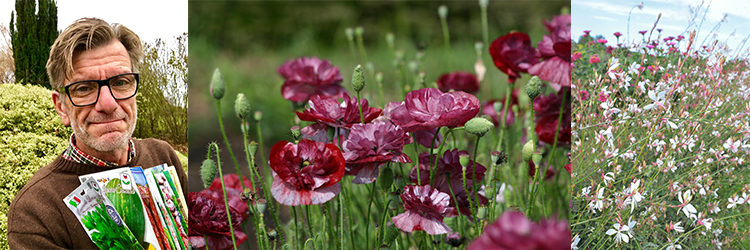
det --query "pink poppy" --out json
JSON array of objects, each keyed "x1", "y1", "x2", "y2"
[
  {"x1": 614, "y1": 32, "x2": 622, "y2": 38},
  {"x1": 300, "y1": 123, "x2": 330, "y2": 142},
  {"x1": 533, "y1": 89, "x2": 571, "y2": 146},
  {"x1": 528, "y1": 15, "x2": 571, "y2": 91},
  {"x1": 199, "y1": 174, "x2": 254, "y2": 220},
  {"x1": 296, "y1": 92, "x2": 382, "y2": 129},
  {"x1": 543, "y1": 14, "x2": 570, "y2": 33},
  {"x1": 489, "y1": 32, "x2": 539, "y2": 84},
  {"x1": 391, "y1": 185, "x2": 456, "y2": 235},
  {"x1": 188, "y1": 192, "x2": 248, "y2": 250},
  {"x1": 269, "y1": 139, "x2": 346, "y2": 206},
  {"x1": 412, "y1": 128, "x2": 444, "y2": 149},
  {"x1": 382, "y1": 88, "x2": 480, "y2": 132},
  {"x1": 589, "y1": 55, "x2": 600, "y2": 64},
  {"x1": 639, "y1": 30, "x2": 647, "y2": 35},
  {"x1": 436, "y1": 71, "x2": 481, "y2": 93},
  {"x1": 467, "y1": 211, "x2": 570, "y2": 250},
  {"x1": 278, "y1": 57, "x2": 347, "y2": 103},
  {"x1": 342, "y1": 122, "x2": 412, "y2": 184},
  {"x1": 597, "y1": 39, "x2": 607, "y2": 44}
]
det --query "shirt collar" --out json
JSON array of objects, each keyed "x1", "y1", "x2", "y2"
[{"x1": 62, "y1": 134, "x2": 136, "y2": 167}]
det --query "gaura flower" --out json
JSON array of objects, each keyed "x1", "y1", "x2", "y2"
[
  {"x1": 436, "y1": 71, "x2": 481, "y2": 93},
  {"x1": 382, "y1": 88, "x2": 480, "y2": 132},
  {"x1": 296, "y1": 92, "x2": 382, "y2": 129},
  {"x1": 278, "y1": 57, "x2": 347, "y2": 103},
  {"x1": 199, "y1": 174, "x2": 254, "y2": 220},
  {"x1": 391, "y1": 185, "x2": 456, "y2": 235},
  {"x1": 489, "y1": 32, "x2": 539, "y2": 84},
  {"x1": 188, "y1": 192, "x2": 248, "y2": 250},
  {"x1": 529, "y1": 14, "x2": 571, "y2": 92},
  {"x1": 467, "y1": 211, "x2": 570, "y2": 250},
  {"x1": 342, "y1": 122, "x2": 412, "y2": 184},
  {"x1": 269, "y1": 139, "x2": 346, "y2": 206},
  {"x1": 533, "y1": 89, "x2": 572, "y2": 145}
]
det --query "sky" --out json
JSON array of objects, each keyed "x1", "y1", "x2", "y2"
[
  {"x1": 0, "y1": 0, "x2": 187, "y2": 44},
  {"x1": 572, "y1": 0, "x2": 750, "y2": 58}
]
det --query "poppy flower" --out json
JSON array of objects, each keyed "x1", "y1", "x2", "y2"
[
  {"x1": 533, "y1": 89, "x2": 571, "y2": 145},
  {"x1": 412, "y1": 127, "x2": 443, "y2": 148},
  {"x1": 391, "y1": 185, "x2": 456, "y2": 235},
  {"x1": 529, "y1": 14, "x2": 571, "y2": 91},
  {"x1": 188, "y1": 192, "x2": 248, "y2": 250},
  {"x1": 489, "y1": 32, "x2": 539, "y2": 84},
  {"x1": 199, "y1": 174, "x2": 254, "y2": 220},
  {"x1": 467, "y1": 211, "x2": 570, "y2": 250},
  {"x1": 436, "y1": 72, "x2": 481, "y2": 93},
  {"x1": 278, "y1": 57, "x2": 347, "y2": 103},
  {"x1": 383, "y1": 88, "x2": 480, "y2": 132},
  {"x1": 342, "y1": 122, "x2": 412, "y2": 184},
  {"x1": 296, "y1": 92, "x2": 382, "y2": 129},
  {"x1": 300, "y1": 123, "x2": 330, "y2": 142},
  {"x1": 409, "y1": 149, "x2": 488, "y2": 217},
  {"x1": 269, "y1": 139, "x2": 346, "y2": 206},
  {"x1": 483, "y1": 89, "x2": 520, "y2": 127},
  {"x1": 543, "y1": 14, "x2": 570, "y2": 33}
]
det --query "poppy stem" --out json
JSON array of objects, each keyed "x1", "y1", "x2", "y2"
[
  {"x1": 357, "y1": 91, "x2": 364, "y2": 123},
  {"x1": 495, "y1": 84, "x2": 513, "y2": 153},
  {"x1": 210, "y1": 142, "x2": 239, "y2": 250},
  {"x1": 305, "y1": 205, "x2": 314, "y2": 242},
  {"x1": 471, "y1": 135, "x2": 482, "y2": 233},
  {"x1": 215, "y1": 100, "x2": 246, "y2": 192},
  {"x1": 292, "y1": 206, "x2": 301, "y2": 248},
  {"x1": 431, "y1": 128, "x2": 452, "y2": 187},
  {"x1": 365, "y1": 182, "x2": 377, "y2": 249}
]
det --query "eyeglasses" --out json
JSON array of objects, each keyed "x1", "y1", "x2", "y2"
[{"x1": 58, "y1": 73, "x2": 139, "y2": 107}]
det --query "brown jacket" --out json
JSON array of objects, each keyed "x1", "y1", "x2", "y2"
[{"x1": 8, "y1": 138, "x2": 187, "y2": 249}]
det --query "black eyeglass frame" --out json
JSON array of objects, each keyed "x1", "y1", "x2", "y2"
[{"x1": 58, "y1": 73, "x2": 140, "y2": 107}]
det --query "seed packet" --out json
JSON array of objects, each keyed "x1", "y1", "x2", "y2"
[
  {"x1": 64, "y1": 177, "x2": 144, "y2": 250},
  {"x1": 145, "y1": 164, "x2": 188, "y2": 250}
]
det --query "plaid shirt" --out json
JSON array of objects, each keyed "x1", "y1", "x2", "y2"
[{"x1": 62, "y1": 134, "x2": 136, "y2": 167}]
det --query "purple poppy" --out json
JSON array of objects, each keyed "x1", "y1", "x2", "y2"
[
  {"x1": 296, "y1": 92, "x2": 382, "y2": 129},
  {"x1": 412, "y1": 127, "x2": 443, "y2": 149},
  {"x1": 269, "y1": 139, "x2": 346, "y2": 206},
  {"x1": 188, "y1": 192, "x2": 248, "y2": 250},
  {"x1": 391, "y1": 185, "x2": 456, "y2": 235},
  {"x1": 409, "y1": 149, "x2": 488, "y2": 217},
  {"x1": 278, "y1": 57, "x2": 347, "y2": 103},
  {"x1": 467, "y1": 211, "x2": 570, "y2": 250},
  {"x1": 533, "y1": 89, "x2": 571, "y2": 146},
  {"x1": 436, "y1": 72, "x2": 481, "y2": 93},
  {"x1": 199, "y1": 174, "x2": 254, "y2": 220},
  {"x1": 383, "y1": 88, "x2": 480, "y2": 132},
  {"x1": 489, "y1": 32, "x2": 539, "y2": 84},
  {"x1": 342, "y1": 122, "x2": 412, "y2": 184},
  {"x1": 529, "y1": 14, "x2": 571, "y2": 92},
  {"x1": 300, "y1": 123, "x2": 330, "y2": 142}
]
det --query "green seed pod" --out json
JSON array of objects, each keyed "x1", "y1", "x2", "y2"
[
  {"x1": 477, "y1": 207, "x2": 487, "y2": 219},
  {"x1": 474, "y1": 42, "x2": 484, "y2": 57},
  {"x1": 465, "y1": 117, "x2": 493, "y2": 137},
  {"x1": 459, "y1": 153, "x2": 470, "y2": 169},
  {"x1": 345, "y1": 27, "x2": 354, "y2": 41},
  {"x1": 522, "y1": 140, "x2": 535, "y2": 162},
  {"x1": 234, "y1": 93, "x2": 252, "y2": 119},
  {"x1": 254, "y1": 111, "x2": 263, "y2": 122},
  {"x1": 355, "y1": 26, "x2": 364, "y2": 37},
  {"x1": 532, "y1": 153, "x2": 543, "y2": 167},
  {"x1": 256, "y1": 199, "x2": 268, "y2": 214},
  {"x1": 352, "y1": 64, "x2": 366, "y2": 92},
  {"x1": 200, "y1": 158, "x2": 217, "y2": 189},
  {"x1": 249, "y1": 141, "x2": 259, "y2": 157},
  {"x1": 379, "y1": 167, "x2": 394, "y2": 192},
  {"x1": 438, "y1": 5, "x2": 448, "y2": 20},
  {"x1": 376, "y1": 72, "x2": 384, "y2": 86},
  {"x1": 210, "y1": 68, "x2": 226, "y2": 100},
  {"x1": 386, "y1": 32, "x2": 395, "y2": 48},
  {"x1": 526, "y1": 76, "x2": 542, "y2": 99},
  {"x1": 395, "y1": 49, "x2": 405, "y2": 61}
]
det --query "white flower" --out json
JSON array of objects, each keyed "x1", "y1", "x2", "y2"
[
  {"x1": 727, "y1": 195, "x2": 744, "y2": 209},
  {"x1": 571, "y1": 235, "x2": 580, "y2": 250},
  {"x1": 643, "y1": 90, "x2": 666, "y2": 110},
  {"x1": 606, "y1": 223, "x2": 630, "y2": 243},
  {"x1": 724, "y1": 138, "x2": 740, "y2": 153},
  {"x1": 603, "y1": 172, "x2": 615, "y2": 186},
  {"x1": 678, "y1": 190, "x2": 697, "y2": 220},
  {"x1": 673, "y1": 221, "x2": 684, "y2": 233}
]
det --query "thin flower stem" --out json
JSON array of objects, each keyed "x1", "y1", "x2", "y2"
[
  {"x1": 240, "y1": 121, "x2": 264, "y2": 250},
  {"x1": 471, "y1": 135, "x2": 482, "y2": 233},
  {"x1": 305, "y1": 205, "x2": 314, "y2": 243},
  {"x1": 446, "y1": 176, "x2": 465, "y2": 236},
  {"x1": 462, "y1": 163, "x2": 477, "y2": 233},
  {"x1": 414, "y1": 134, "x2": 422, "y2": 185},
  {"x1": 216, "y1": 101, "x2": 246, "y2": 191},
  {"x1": 495, "y1": 83, "x2": 513, "y2": 152},
  {"x1": 440, "y1": 14, "x2": 452, "y2": 70},
  {"x1": 357, "y1": 91, "x2": 364, "y2": 123},
  {"x1": 292, "y1": 206, "x2": 301, "y2": 248},
  {"x1": 205, "y1": 236, "x2": 209, "y2": 250},
  {"x1": 431, "y1": 128, "x2": 453, "y2": 187},
  {"x1": 211, "y1": 143, "x2": 238, "y2": 250},
  {"x1": 365, "y1": 182, "x2": 377, "y2": 249},
  {"x1": 356, "y1": 31, "x2": 368, "y2": 64}
]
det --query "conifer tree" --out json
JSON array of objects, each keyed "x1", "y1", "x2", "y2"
[{"x1": 10, "y1": 0, "x2": 57, "y2": 89}]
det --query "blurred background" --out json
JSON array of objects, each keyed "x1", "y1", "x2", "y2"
[{"x1": 188, "y1": 0, "x2": 569, "y2": 194}]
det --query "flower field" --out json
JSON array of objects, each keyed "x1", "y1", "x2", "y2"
[{"x1": 571, "y1": 21, "x2": 750, "y2": 249}]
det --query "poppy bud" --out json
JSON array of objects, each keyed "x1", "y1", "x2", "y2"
[
  {"x1": 479, "y1": 0, "x2": 489, "y2": 8},
  {"x1": 474, "y1": 42, "x2": 484, "y2": 57},
  {"x1": 379, "y1": 167, "x2": 394, "y2": 192},
  {"x1": 386, "y1": 32, "x2": 395, "y2": 49},
  {"x1": 267, "y1": 229, "x2": 278, "y2": 241},
  {"x1": 459, "y1": 152, "x2": 471, "y2": 169},
  {"x1": 438, "y1": 5, "x2": 448, "y2": 20},
  {"x1": 254, "y1": 111, "x2": 263, "y2": 122},
  {"x1": 532, "y1": 153, "x2": 542, "y2": 167},
  {"x1": 345, "y1": 27, "x2": 354, "y2": 42},
  {"x1": 526, "y1": 76, "x2": 542, "y2": 99},
  {"x1": 465, "y1": 117, "x2": 493, "y2": 137},
  {"x1": 291, "y1": 126, "x2": 302, "y2": 142},
  {"x1": 200, "y1": 158, "x2": 217, "y2": 189},
  {"x1": 355, "y1": 26, "x2": 364, "y2": 37},
  {"x1": 522, "y1": 140, "x2": 535, "y2": 162},
  {"x1": 352, "y1": 64, "x2": 366, "y2": 92},
  {"x1": 210, "y1": 68, "x2": 226, "y2": 100},
  {"x1": 477, "y1": 207, "x2": 487, "y2": 219},
  {"x1": 491, "y1": 150, "x2": 507, "y2": 165},
  {"x1": 249, "y1": 141, "x2": 259, "y2": 157},
  {"x1": 234, "y1": 93, "x2": 252, "y2": 119},
  {"x1": 376, "y1": 72, "x2": 384, "y2": 87}
]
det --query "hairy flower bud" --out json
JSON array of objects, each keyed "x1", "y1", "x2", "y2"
[
  {"x1": 352, "y1": 64, "x2": 366, "y2": 92},
  {"x1": 522, "y1": 140, "x2": 535, "y2": 162},
  {"x1": 254, "y1": 111, "x2": 263, "y2": 122},
  {"x1": 210, "y1": 68, "x2": 225, "y2": 100},
  {"x1": 234, "y1": 93, "x2": 252, "y2": 119},
  {"x1": 438, "y1": 5, "x2": 448, "y2": 20},
  {"x1": 465, "y1": 117, "x2": 493, "y2": 137},
  {"x1": 383, "y1": 225, "x2": 399, "y2": 246},
  {"x1": 532, "y1": 153, "x2": 543, "y2": 167},
  {"x1": 200, "y1": 158, "x2": 217, "y2": 189},
  {"x1": 526, "y1": 76, "x2": 542, "y2": 99},
  {"x1": 291, "y1": 126, "x2": 302, "y2": 142}
]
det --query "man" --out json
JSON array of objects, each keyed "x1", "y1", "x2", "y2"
[{"x1": 7, "y1": 17, "x2": 187, "y2": 249}]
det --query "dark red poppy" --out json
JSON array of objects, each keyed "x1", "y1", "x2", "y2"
[
  {"x1": 188, "y1": 192, "x2": 248, "y2": 250},
  {"x1": 383, "y1": 88, "x2": 480, "y2": 132},
  {"x1": 436, "y1": 72, "x2": 480, "y2": 93},
  {"x1": 489, "y1": 32, "x2": 538, "y2": 84},
  {"x1": 412, "y1": 128, "x2": 443, "y2": 149},
  {"x1": 533, "y1": 89, "x2": 571, "y2": 145},
  {"x1": 409, "y1": 149, "x2": 488, "y2": 217},
  {"x1": 269, "y1": 139, "x2": 346, "y2": 206},
  {"x1": 296, "y1": 92, "x2": 382, "y2": 129},
  {"x1": 278, "y1": 57, "x2": 347, "y2": 103},
  {"x1": 467, "y1": 211, "x2": 570, "y2": 250},
  {"x1": 391, "y1": 185, "x2": 456, "y2": 235},
  {"x1": 529, "y1": 14, "x2": 571, "y2": 92},
  {"x1": 342, "y1": 122, "x2": 412, "y2": 184},
  {"x1": 199, "y1": 174, "x2": 254, "y2": 220}
]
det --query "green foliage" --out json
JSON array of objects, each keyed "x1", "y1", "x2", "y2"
[
  {"x1": 0, "y1": 82, "x2": 71, "y2": 250},
  {"x1": 9, "y1": 0, "x2": 58, "y2": 88}
]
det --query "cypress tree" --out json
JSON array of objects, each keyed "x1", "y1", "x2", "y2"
[{"x1": 10, "y1": 0, "x2": 58, "y2": 89}]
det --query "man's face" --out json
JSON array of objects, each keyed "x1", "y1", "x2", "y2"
[{"x1": 52, "y1": 39, "x2": 137, "y2": 155}]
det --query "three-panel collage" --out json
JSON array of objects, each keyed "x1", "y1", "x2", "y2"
[{"x1": 1, "y1": 0, "x2": 749, "y2": 249}]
